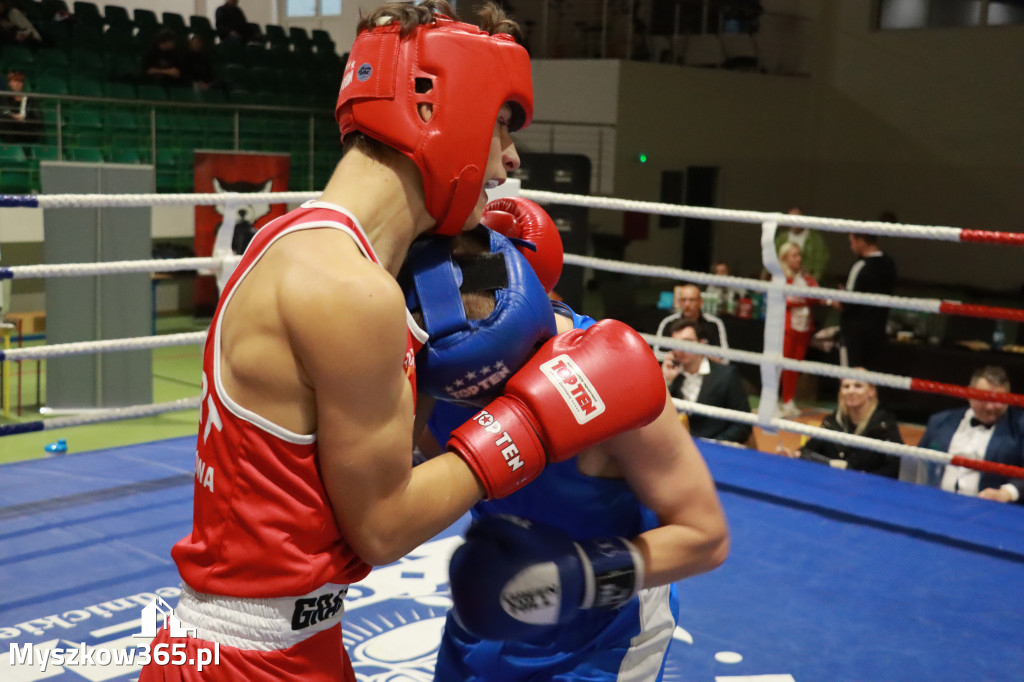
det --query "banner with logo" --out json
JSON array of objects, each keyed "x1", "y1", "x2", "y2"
[{"x1": 192, "y1": 151, "x2": 290, "y2": 315}]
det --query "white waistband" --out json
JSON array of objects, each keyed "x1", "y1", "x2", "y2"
[{"x1": 173, "y1": 582, "x2": 349, "y2": 651}]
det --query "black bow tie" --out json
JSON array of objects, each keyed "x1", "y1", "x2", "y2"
[{"x1": 970, "y1": 418, "x2": 993, "y2": 429}]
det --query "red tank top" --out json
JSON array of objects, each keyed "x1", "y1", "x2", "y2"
[{"x1": 172, "y1": 201, "x2": 426, "y2": 598}]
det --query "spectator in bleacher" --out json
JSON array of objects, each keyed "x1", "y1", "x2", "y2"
[
  {"x1": 182, "y1": 34, "x2": 215, "y2": 91},
  {"x1": 781, "y1": 376, "x2": 902, "y2": 477},
  {"x1": 836, "y1": 231, "x2": 896, "y2": 369},
  {"x1": 662, "y1": 318, "x2": 752, "y2": 445},
  {"x1": 0, "y1": 69, "x2": 40, "y2": 143},
  {"x1": 216, "y1": 0, "x2": 255, "y2": 44},
  {"x1": 0, "y1": 0, "x2": 42, "y2": 46},
  {"x1": 774, "y1": 207, "x2": 829, "y2": 283},
  {"x1": 906, "y1": 365, "x2": 1024, "y2": 504},
  {"x1": 778, "y1": 242, "x2": 820, "y2": 417},
  {"x1": 655, "y1": 282, "x2": 729, "y2": 359},
  {"x1": 142, "y1": 29, "x2": 185, "y2": 87}
]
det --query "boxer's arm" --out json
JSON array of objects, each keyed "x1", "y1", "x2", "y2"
[
  {"x1": 603, "y1": 392, "x2": 730, "y2": 585},
  {"x1": 550, "y1": 314, "x2": 728, "y2": 584},
  {"x1": 291, "y1": 265, "x2": 483, "y2": 566}
]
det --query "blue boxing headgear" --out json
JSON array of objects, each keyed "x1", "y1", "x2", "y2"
[{"x1": 400, "y1": 226, "x2": 557, "y2": 404}]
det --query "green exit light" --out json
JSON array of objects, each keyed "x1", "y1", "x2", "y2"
[{"x1": 638, "y1": 153, "x2": 648, "y2": 164}]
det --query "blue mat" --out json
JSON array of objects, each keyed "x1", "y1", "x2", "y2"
[{"x1": 1, "y1": 437, "x2": 1021, "y2": 681}]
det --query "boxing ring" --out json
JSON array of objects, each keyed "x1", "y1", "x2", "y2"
[{"x1": 2, "y1": 189, "x2": 1023, "y2": 681}]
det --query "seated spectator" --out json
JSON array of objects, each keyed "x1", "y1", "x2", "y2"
[
  {"x1": 774, "y1": 207, "x2": 829, "y2": 283},
  {"x1": 182, "y1": 34, "x2": 215, "y2": 90},
  {"x1": 906, "y1": 365, "x2": 1024, "y2": 504},
  {"x1": 216, "y1": 0, "x2": 257, "y2": 44},
  {"x1": 655, "y1": 282, "x2": 729, "y2": 360},
  {"x1": 662, "y1": 318, "x2": 752, "y2": 445},
  {"x1": 0, "y1": 70, "x2": 41, "y2": 143},
  {"x1": 142, "y1": 29, "x2": 185, "y2": 87},
  {"x1": 781, "y1": 376, "x2": 902, "y2": 477},
  {"x1": 0, "y1": 0, "x2": 41, "y2": 46},
  {"x1": 778, "y1": 242, "x2": 820, "y2": 417}
]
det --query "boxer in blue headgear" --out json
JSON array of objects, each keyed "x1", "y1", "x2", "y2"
[
  {"x1": 400, "y1": 225, "x2": 557, "y2": 405},
  {"x1": 405, "y1": 229, "x2": 729, "y2": 682}
]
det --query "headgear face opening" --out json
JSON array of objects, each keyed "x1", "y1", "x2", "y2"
[
  {"x1": 335, "y1": 14, "x2": 533, "y2": 236},
  {"x1": 400, "y1": 227, "x2": 556, "y2": 404}
]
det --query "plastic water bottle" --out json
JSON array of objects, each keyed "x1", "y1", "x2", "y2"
[
  {"x1": 992, "y1": 320, "x2": 1006, "y2": 351},
  {"x1": 45, "y1": 438, "x2": 68, "y2": 455}
]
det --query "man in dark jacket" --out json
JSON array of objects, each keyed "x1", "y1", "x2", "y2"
[
  {"x1": 838, "y1": 232, "x2": 896, "y2": 369},
  {"x1": 662, "y1": 319, "x2": 752, "y2": 444},
  {"x1": 904, "y1": 365, "x2": 1024, "y2": 504}
]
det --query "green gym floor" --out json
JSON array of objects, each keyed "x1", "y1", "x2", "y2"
[{"x1": 0, "y1": 315, "x2": 206, "y2": 464}]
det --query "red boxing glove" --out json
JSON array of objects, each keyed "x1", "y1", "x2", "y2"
[
  {"x1": 481, "y1": 197, "x2": 563, "y2": 293},
  {"x1": 448, "y1": 319, "x2": 665, "y2": 499}
]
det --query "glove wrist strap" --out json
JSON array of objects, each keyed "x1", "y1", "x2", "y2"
[{"x1": 575, "y1": 537, "x2": 645, "y2": 610}]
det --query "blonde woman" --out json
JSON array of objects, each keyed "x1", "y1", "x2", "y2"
[
  {"x1": 789, "y1": 377, "x2": 903, "y2": 478},
  {"x1": 778, "y1": 241, "x2": 819, "y2": 416}
]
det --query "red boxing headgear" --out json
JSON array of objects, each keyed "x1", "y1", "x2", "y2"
[{"x1": 335, "y1": 14, "x2": 533, "y2": 236}]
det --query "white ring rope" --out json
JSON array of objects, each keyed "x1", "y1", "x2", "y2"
[
  {"x1": 31, "y1": 191, "x2": 319, "y2": 209},
  {"x1": 565, "y1": 253, "x2": 943, "y2": 315},
  {"x1": 5, "y1": 188, "x2": 1019, "y2": 245},
  {"x1": 645, "y1": 334, "x2": 912, "y2": 391},
  {"x1": 673, "y1": 398, "x2": 954, "y2": 466},
  {"x1": 521, "y1": 189, "x2": 967, "y2": 241},
  {"x1": 38, "y1": 397, "x2": 201, "y2": 430},
  {"x1": 3, "y1": 257, "x2": 240, "y2": 279},
  {"x1": 1, "y1": 332, "x2": 206, "y2": 361}
]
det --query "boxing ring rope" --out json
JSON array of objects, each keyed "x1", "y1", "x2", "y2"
[{"x1": 2, "y1": 189, "x2": 1023, "y2": 483}]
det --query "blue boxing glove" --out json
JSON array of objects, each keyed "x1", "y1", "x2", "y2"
[
  {"x1": 399, "y1": 225, "x2": 557, "y2": 405},
  {"x1": 449, "y1": 515, "x2": 645, "y2": 640}
]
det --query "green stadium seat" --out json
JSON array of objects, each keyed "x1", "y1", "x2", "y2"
[
  {"x1": 109, "y1": 147, "x2": 142, "y2": 164},
  {"x1": 65, "y1": 108, "x2": 104, "y2": 147},
  {"x1": 102, "y1": 4, "x2": 133, "y2": 31},
  {"x1": 0, "y1": 45, "x2": 35, "y2": 78},
  {"x1": 33, "y1": 48, "x2": 70, "y2": 77},
  {"x1": 196, "y1": 87, "x2": 227, "y2": 105},
  {"x1": 27, "y1": 145, "x2": 61, "y2": 161},
  {"x1": 67, "y1": 147, "x2": 106, "y2": 163},
  {"x1": 137, "y1": 83, "x2": 169, "y2": 101},
  {"x1": 289, "y1": 27, "x2": 311, "y2": 47},
  {"x1": 189, "y1": 15, "x2": 214, "y2": 39},
  {"x1": 72, "y1": 1, "x2": 103, "y2": 26},
  {"x1": 68, "y1": 75, "x2": 104, "y2": 97},
  {"x1": 133, "y1": 8, "x2": 159, "y2": 33},
  {"x1": 38, "y1": 19, "x2": 72, "y2": 50},
  {"x1": 102, "y1": 81, "x2": 137, "y2": 100},
  {"x1": 0, "y1": 144, "x2": 33, "y2": 194},
  {"x1": 70, "y1": 49, "x2": 106, "y2": 78},
  {"x1": 32, "y1": 74, "x2": 69, "y2": 96},
  {"x1": 263, "y1": 24, "x2": 287, "y2": 47},
  {"x1": 167, "y1": 86, "x2": 200, "y2": 102}
]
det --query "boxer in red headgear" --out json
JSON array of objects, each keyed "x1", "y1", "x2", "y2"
[
  {"x1": 141, "y1": 3, "x2": 664, "y2": 681},
  {"x1": 336, "y1": 3, "x2": 533, "y2": 236}
]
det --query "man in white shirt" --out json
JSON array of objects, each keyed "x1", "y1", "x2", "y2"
[
  {"x1": 906, "y1": 366, "x2": 1023, "y2": 504},
  {"x1": 661, "y1": 319, "x2": 751, "y2": 444}
]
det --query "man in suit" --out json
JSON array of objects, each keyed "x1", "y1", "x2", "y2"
[
  {"x1": 903, "y1": 365, "x2": 1023, "y2": 504},
  {"x1": 662, "y1": 318, "x2": 752, "y2": 444}
]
